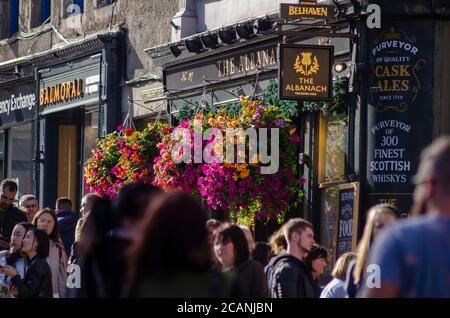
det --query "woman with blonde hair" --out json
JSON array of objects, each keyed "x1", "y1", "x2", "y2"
[
  {"x1": 268, "y1": 225, "x2": 287, "y2": 256},
  {"x1": 346, "y1": 203, "x2": 399, "y2": 298},
  {"x1": 320, "y1": 252, "x2": 356, "y2": 298}
]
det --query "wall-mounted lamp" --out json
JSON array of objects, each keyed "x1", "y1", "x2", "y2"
[
  {"x1": 200, "y1": 33, "x2": 220, "y2": 49},
  {"x1": 334, "y1": 62, "x2": 348, "y2": 73},
  {"x1": 169, "y1": 45, "x2": 182, "y2": 57},
  {"x1": 236, "y1": 24, "x2": 256, "y2": 39},
  {"x1": 185, "y1": 37, "x2": 205, "y2": 54},
  {"x1": 218, "y1": 29, "x2": 237, "y2": 44}
]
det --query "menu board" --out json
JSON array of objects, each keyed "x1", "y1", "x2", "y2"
[{"x1": 335, "y1": 182, "x2": 360, "y2": 260}]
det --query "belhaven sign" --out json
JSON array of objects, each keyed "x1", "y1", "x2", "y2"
[
  {"x1": 278, "y1": 44, "x2": 333, "y2": 101},
  {"x1": 280, "y1": 3, "x2": 335, "y2": 20}
]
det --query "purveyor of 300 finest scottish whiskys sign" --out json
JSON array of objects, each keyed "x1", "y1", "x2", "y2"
[{"x1": 367, "y1": 22, "x2": 434, "y2": 214}]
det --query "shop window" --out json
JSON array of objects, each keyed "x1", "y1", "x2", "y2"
[
  {"x1": 318, "y1": 114, "x2": 348, "y2": 184},
  {"x1": 82, "y1": 110, "x2": 98, "y2": 195},
  {"x1": 0, "y1": 131, "x2": 4, "y2": 181},
  {"x1": 8, "y1": 124, "x2": 34, "y2": 197},
  {"x1": 57, "y1": 125, "x2": 78, "y2": 203},
  {"x1": 30, "y1": 0, "x2": 51, "y2": 28}
]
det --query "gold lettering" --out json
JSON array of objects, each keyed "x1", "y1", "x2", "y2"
[
  {"x1": 216, "y1": 61, "x2": 223, "y2": 77},
  {"x1": 269, "y1": 48, "x2": 276, "y2": 65},
  {"x1": 262, "y1": 50, "x2": 269, "y2": 66},
  {"x1": 230, "y1": 58, "x2": 235, "y2": 75},
  {"x1": 239, "y1": 55, "x2": 245, "y2": 72},
  {"x1": 223, "y1": 59, "x2": 229, "y2": 76},
  {"x1": 54, "y1": 84, "x2": 60, "y2": 102},
  {"x1": 78, "y1": 79, "x2": 83, "y2": 96},
  {"x1": 60, "y1": 83, "x2": 66, "y2": 100},
  {"x1": 40, "y1": 89, "x2": 45, "y2": 106},
  {"x1": 245, "y1": 54, "x2": 250, "y2": 71},
  {"x1": 71, "y1": 81, "x2": 77, "y2": 98},
  {"x1": 44, "y1": 88, "x2": 49, "y2": 105},
  {"x1": 250, "y1": 53, "x2": 255, "y2": 69}
]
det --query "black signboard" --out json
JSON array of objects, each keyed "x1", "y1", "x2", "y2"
[
  {"x1": 39, "y1": 56, "x2": 102, "y2": 114},
  {"x1": 0, "y1": 82, "x2": 36, "y2": 126},
  {"x1": 279, "y1": 44, "x2": 333, "y2": 101},
  {"x1": 366, "y1": 22, "x2": 434, "y2": 215},
  {"x1": 164, "y1": 41, "x2": 279, "y2": 93},
  {"x1": 335, "y1": 182, "x2": 359, "y2": 260},
  {"x1": 280, "y1": 3, "x2": 335, "y2": 20}
]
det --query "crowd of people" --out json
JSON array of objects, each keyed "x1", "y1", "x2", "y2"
[{"x1": 0, "y1": 136, "x2": 449, "y2": 298}]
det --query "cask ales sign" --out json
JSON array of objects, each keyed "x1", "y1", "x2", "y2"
[
  {"x1": 279, "y1": 44, "x2": 333, "y2": 101},
  {"x1": 366, "y1": 22, "x2": 434, "y2": 216}
]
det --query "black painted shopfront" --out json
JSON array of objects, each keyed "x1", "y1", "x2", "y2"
[
  {"x1": 32, "y1": 32, "x2": 122, "y2": 211},
  {"x1": 0, "y1": 64, "x2": 36, "y2": 198}
]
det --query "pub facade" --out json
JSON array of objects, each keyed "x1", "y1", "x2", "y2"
[{"x1": 147, "y1": 0, "x2": 450, "y2": 265}]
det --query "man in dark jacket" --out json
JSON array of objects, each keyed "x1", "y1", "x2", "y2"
[
  {"x1": 266, "y1": 218, "x2": 316, "y2": 298},
  {"x1": 0, "y1": 179, "x2": 27, "y2": 250},
  {"x1": 55, "y1": 197, "x2": 78, "y2": 255}
]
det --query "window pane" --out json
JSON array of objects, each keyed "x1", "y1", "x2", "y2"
[
  {"x1": 73, "y1": 0, "x2": 84, "y2": 12},
  {"x1": 319, "y1": 114, "x2": 348, "y2": 184},
  {"x1": 40, "y1": 0, "x2": 51, "y2": 23},
  {"x1": 82, "y1": 111, "x2": 98, "y2": 195},
  {"x1": 319, "y1": 185, "x2": 340, "y2": 267},
  {"x1": 9, "y1": 124, "x2": 34, "y2": 197},
  {"x1": 9, "y1": 0, "x2": 19, "y2": 37}
]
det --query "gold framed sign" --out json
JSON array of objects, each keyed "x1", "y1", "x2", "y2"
[
  {"x1": 334, "y1": 182, "x2": 360, "y2": 260},
  {"x1": 280, "y1": 3, "x2": 335, "y2": 20},
  {"x1": 278, "y1": 44, "x2": 333, "y2": 101}
]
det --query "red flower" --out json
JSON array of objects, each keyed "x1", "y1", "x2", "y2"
[{"x1": 125, "y1": 128, "x2": 133, "y2": 136}]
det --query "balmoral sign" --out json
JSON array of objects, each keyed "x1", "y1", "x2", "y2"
[
  {"x1": 39, "y1": 79, "x2": 84, "y2": 106},
  {"x1": 279, "y1": 44, "x2": 333, "y2": 101}
]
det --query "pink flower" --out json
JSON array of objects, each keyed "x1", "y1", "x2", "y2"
[{"x1": 253, "y1": 113, "x2": 261, "y2": 120}]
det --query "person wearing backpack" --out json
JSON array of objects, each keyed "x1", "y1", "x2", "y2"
[
  {"x1": 266, "y1": 218, "x2": 316, "y2": 298},
  {"x1": 32, "y1": 208, "x2": 68, "y2": 298}
]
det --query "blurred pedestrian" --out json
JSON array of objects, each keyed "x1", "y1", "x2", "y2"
[
  {"x1": 76, "y1": 197, "x2": 115, "y2": 298},
  {"x1": 0, "y1": 179, "x2": 27, "y2": 251},
  {"x1": 361, "y1": 137, "x2": 450, "y2": 297},
  {"x1": 239, "y1": 225, "x2": 256, "y2": 256},
  {"x1": 320, "y1": 252, "x2": 356, "y2": 298},
  {"x1": 125, "y1": 193, "x2": 231, "y2": 297},
  {"x1": 0, "y1": 228, "x2": 52, "y2": 298},
  {"x1": 0, "y1": 222, "x2": 34, "y2": 297},
  {"x1": 70, "y1": 193, "x2": 101, "y2": 264},
  {"x1": 266, "y1": 218, "x2": 315, "y2": 298},
  {"x1": 268, "y1": 225, "x2": 287, "y2": 256},
  {"x1": 253, "y1": 242, "x2": 271, "y2": 267},
  {"x1": 304, "y1": 245, "x2": 328, "y2": 298},
  {"x1": 55, "y1": 197, "x2": 78, "y2": 257},
  {"x1": 346, "y1": 203, "x2": 399, "y2": 297},
  {"x1": 32, "y1": 208, "x2": 67, "y2": 298},
  {"x1": 19, "y1": 195, "x2": 39, "y2": 223},
  {"x1": 214, "y1": 224, "x2": 268, "y2": 298}
]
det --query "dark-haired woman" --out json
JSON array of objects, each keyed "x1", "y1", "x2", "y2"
[
  {"x1": 33, "y1": 208, "x2": 68, "y2": 298},
  {"x1": 0, "y1": 228, "x2": 52, "y2": 298},
  {"x1": 305, "y1": 245, "x2": 328, "y2": 298},
  {"x1": 0, "y1": 222, "x2": 34, "y2": 297},
  {"x1": 125, "y1": 193, "x2": 232, "y2": 298},
  {"x1": 214, "y1": 224, "x2": 268, "y2": 298}
]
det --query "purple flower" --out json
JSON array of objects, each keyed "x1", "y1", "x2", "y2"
[
  {"x1": 276, "y1": 119, "x2": 285, "y2": 127},
  {"x1": 253, "y1": 113, "x2": 261, "y2": 120}
]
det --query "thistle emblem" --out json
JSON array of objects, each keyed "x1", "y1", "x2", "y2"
[{"x1": 294, "y1": 52, "x2": 320, "y2": 76}]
